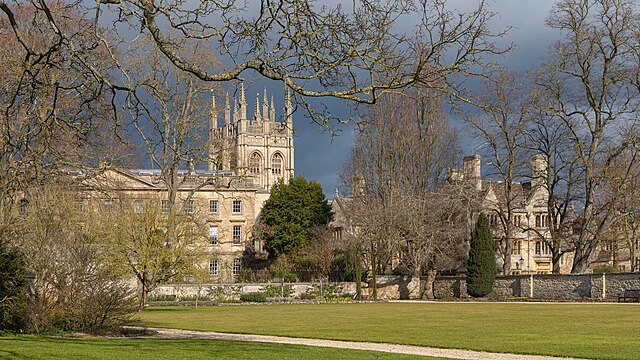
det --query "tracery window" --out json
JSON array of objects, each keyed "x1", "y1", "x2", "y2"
[
  {"x1": 271, "y1": 153, "x2": 283, "y2": 176},
  {"x1": 249, "y1": 152, "x2": 262, "y2": 175}
]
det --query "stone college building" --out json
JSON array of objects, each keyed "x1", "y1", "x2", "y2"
[{"x1": 78, "y1": 85, "x2": 294, "y2": 282}]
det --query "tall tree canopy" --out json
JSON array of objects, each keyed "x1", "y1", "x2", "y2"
[{"x1": 260, "y1": 176, "x2": 332, "y2": 258}]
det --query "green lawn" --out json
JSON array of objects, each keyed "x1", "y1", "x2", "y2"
[
  {"x1": 137, "y1": 302, "x2": 640, "y2": 360},
  {"x1": 0, "y1": 336, "x2": 438, "y2": 360}
]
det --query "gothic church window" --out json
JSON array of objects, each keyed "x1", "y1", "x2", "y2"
[
  {"x1": 271, "y1": 153, "x2": 283, "y2": 176},
  {"x1": 249, "y1": 152, "x2": 262, "y2": 175}
]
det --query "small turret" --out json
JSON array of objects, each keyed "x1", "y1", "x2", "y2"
[
  {"x1": 239, "y1": 83, "x2": 247, "y2": 120},
  {"x1": 270, "y1": 96, "x2": 276, "y2": 122},
  {"x1": 531, "y1": 154, "x2": 548, "y2": 191},
  {"x1": 254, "y1": 95, "x2": 261, "y2": 121},
  {"x1": 209, "y1": 93, "x2": 217, "y2": 130},
  {"x1": 224, "y1": 93, "x2": 230, "y2": 126},
  {"x1": 263, "y1": 88, "x2": 269, "y2": 122}
]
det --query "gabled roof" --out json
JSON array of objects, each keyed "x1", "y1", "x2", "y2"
[{"x1": 330, "y1": 196, "x2": 353, "y2": 229}]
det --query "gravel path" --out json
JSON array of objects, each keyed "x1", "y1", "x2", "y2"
[{"x1": 130, "y1": 327, "x2": 586, "y2": 360}]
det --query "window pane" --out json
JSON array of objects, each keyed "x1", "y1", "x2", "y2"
[
  {"x1": 133, "y1": 200, "x2": 143, "y2": 213},
  {"x1": 209, "y1": 225, "x2": 218, "y2": 245},
  {"x1": 233, "y1": 200, "x2": 242, "y2": 213},
  {"x1": 209, "y1": 259, "x2": 219, "y2": 276},
  {"x1": 186, "y1": 199, "x2": 195, "y2": 214},
  {"x1": 249, "y1": 152, "x2": 262, "y2": 175},
  {"x1": 271, "y1": 153, "x2": 283, "y2": 175},
  {"x1": 233, "y1": 225, "x2": 242, "y2": 245},
  {"x1": 233, "y1": 259, "x2": 241, "y2": 276},
  {"x1": 209, "y1": 200, "x2": 218, "y2": 213}
]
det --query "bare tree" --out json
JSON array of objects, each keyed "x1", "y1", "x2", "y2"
[
  {"x1": 395, "y1": 185, "x2": 478, "y2": 299},
  {"x1": 124, "y1": 34, "x2": 217, "y2": 214},
  {"x1": 344, "y1": 90, "x2": 457, "y2": 197},
  {"x1": 341, "y1": 90, "x2": 471, "y2": 298},
  {"x1": 1, "y1": 0, "x2": 510, "y2": 129},
  {"x1": 594, "y1": 134, "x2": 640, "y2": 271},
  {"x1": 535, "y1": 0, "x2": 640, "y2": 272},
  {"x1": 0, "y1": 3, "x2": 126, "y2": 222},
  {"x1": 466, "y1": 70, "x2": 530, "y2": 275},
  {"x1": 524, "y1": 103, "x2": 580, "y2": 273}
]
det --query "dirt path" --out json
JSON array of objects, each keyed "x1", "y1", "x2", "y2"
[{"x1": 130, "y1": 327, "x2": 586, "y2": 360}]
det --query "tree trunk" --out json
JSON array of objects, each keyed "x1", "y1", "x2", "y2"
[
  {"x1": 571, "y1": 247, "x2": 590, "y2": 274},
  {"x1": 139, "y1": 283, "x2": 148, "y2": 311},
  {"x1": 552, "y1": 250, "x2": 561, "y2": 274},
  {"x1": 355, "y1": 250, "x2": 362, "y2": 300},
  {"x1": 371, "y1": 242, "x2": 377, "y2": 300},
  {"x1": 422, "y1": 268, "x2": 437, "y2": 300},
  {"x1": 502, "y1": 243, "x2": 511, "y2": 275}
]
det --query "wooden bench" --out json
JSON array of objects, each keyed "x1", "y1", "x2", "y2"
[{"x1": 618, "y1": 289, "x2": 640, "y2": 303}]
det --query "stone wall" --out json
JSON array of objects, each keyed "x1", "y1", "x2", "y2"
[
  {"x1": 366, "y1": 276, "x2": 421, "y2": 300},
  {"x1": 150, "y1": 273, "x2": 640, "y2": 301},
  {"x1": 433, "y1": 273, "x2": 640, "y2": 300},
  {"x1": 150, "y1": 282, "x2": 357, "y2": 301}
]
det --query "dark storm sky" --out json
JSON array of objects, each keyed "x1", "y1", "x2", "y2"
[{"x1": 279, "y1": 0, "x2": 559, "y2": 198}]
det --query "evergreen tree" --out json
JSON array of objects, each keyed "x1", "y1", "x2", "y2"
[
  {"x1": 260, "y1": 176, "x2": 333, "y2": 258},
  {"x1": 466, "y1": 213, "x2": 496, "y2": 297},
  {"x1": 0, "y1": 239, "x2": 28, "y2": 331}
]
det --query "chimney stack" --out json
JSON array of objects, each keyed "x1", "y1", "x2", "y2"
[
  {"x1": 531, "y1": 154, "x2": 547, "y2": 191},
  {"x1": 352, "y1": 176, "x2": 365, "y2": 197},
  {"x1": 463, "y1": 154, "x2": 482, "y2": 191}
]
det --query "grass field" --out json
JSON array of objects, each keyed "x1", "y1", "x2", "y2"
[
  {"x1": 0, "y1": 336, "x2": 439, "y2": 360},
  {"x1": 137, "y1": 302, "x2": 640, "y2": 360}
]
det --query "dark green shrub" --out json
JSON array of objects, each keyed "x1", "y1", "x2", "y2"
[
  {"x1": 239, "y1": 292, "x2": 268, "y2": 302},
  {"x1": 0, "y1": 241, "x2": 28, "y2": 332},
  {"x1": 236, "y1": 268, "x2": 253, "y2": 283},
  {"x1": 178, "y1": 295, "x2": 211, "y2": 302},
  {"x1": 148, "y1": 295, "x2": 178, "y2": 302},
  {"x1": 466, "y1": 213, "x2": 496, "y2": 297}
]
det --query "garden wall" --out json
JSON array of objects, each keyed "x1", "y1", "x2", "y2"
[
  {"x1": 150, "y1": 281, "x2": 357, "y2": 301},
  {"x1": 149, "y1": 273, "x2": 640, "y2": 301},
  {"x1": 433, "y1": 272, "x2": 640, "y2": 300}
]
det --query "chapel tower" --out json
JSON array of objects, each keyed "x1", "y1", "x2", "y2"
[{"x1": 208, "y1": 84, "x2": 295, "y2": 190}]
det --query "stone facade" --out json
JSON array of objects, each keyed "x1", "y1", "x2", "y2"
[
  {"x1": 76, "y1": 87, "x2": 294, "y2": 283},
  {"x1": 450, "y1": 155, "x2": 571, "y2": 275}
]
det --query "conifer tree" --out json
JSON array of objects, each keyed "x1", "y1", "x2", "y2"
[{"x1": 466, "y1": 213, "x2": 496, "y2": 297}]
